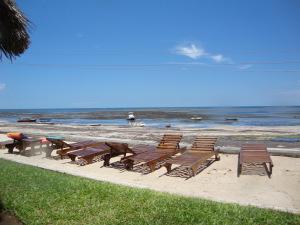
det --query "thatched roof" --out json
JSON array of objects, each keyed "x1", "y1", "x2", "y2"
[{"x1": 0, "y1": 0, "x2": 30, "y2": 60}]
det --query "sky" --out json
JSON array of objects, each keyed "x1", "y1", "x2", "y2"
[{"x1": 1, "y1": 0, "x2": 300, "y2": 109}]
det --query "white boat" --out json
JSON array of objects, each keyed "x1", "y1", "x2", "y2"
[
  {"x1": 190, "y1": 116, "x2": 202, "y2": 120},
  {"x1": 127, "y1": 112, "x2": 136, "y2": 121}
]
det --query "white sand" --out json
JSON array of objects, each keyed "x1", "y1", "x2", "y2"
[{"x1": 0, "y1": 134, "x2": 299, "y2": 214}]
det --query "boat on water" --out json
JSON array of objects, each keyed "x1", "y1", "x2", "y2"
[
  {"x1": 127, "y1": 112, "x2": 136, "y2": 121},
  {"x1": 17, "y1": 118, "x2": 37, "y2": 123}
]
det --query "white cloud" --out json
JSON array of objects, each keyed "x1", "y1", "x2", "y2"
[
  {"x1": 210, "y1": 54, "x2": 225, "y2": 63},
  {"x1": 0, "y1": 83, "x2": 6, "y2": 91},
  {"x1": 210, "y1": 54, "x2": 233, "y2": 63},
  {"x1": 175, "y1": 44, "x2": 206, "y2": 59},
  {"x1": 174, "y1": 42, "x2": 232, "y2": 64},
  {"x1": 238, "y1": 64, "x2": 252, "y2": 70}
]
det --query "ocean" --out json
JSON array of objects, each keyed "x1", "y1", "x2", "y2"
[{"x1": 0, "y1": 106, "x2": 299, "y2": 128}]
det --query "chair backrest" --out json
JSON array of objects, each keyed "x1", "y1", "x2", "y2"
[
  {"x1": 157, "y1": 134, "x2": 182, "y2": 151},
  {"x1": 241, "y1": 144, "x2": 267, "y2": 152},
  {"x1": 105, "y1": 142, "x2": 131, "y2": 155},
  {"x1": 47, "y1": 138, "x2": 68, "y2": 148},
  {"x1": 190, "y1": 137, "x2": 217, "y2": 152}
]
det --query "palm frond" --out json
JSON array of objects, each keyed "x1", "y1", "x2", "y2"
[{"x1": 0, "y1": 0, "x2": 30, "y2": 60}]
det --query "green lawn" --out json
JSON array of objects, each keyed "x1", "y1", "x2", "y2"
[{"x1": 0, "y1": 159, "x2": 299, "y2": 225}]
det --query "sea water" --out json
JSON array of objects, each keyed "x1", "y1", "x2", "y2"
[{"x1": 0, "y1": 106, "x2": 299, "y2": 128}]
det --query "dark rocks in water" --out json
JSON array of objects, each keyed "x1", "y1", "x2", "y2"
[
  {"x1": 225, "y1": 118, "x2": 238, "y2": 121},
  {"x1": 165, "y1": 124, "x2": 171, "y2": 128},
  {"x1": 17, "y1": 118, "x2": 36, "y2": 123}
]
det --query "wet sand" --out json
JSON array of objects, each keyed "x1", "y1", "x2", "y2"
[{"x1": 1, "y1": 122, "x2": 300, "y2": 148}]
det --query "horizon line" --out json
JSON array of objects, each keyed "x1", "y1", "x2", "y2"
[{"x1": 0, "y1": 105, "x2": 299, "y2": 110}]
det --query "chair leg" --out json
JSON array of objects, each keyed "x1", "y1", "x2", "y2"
[
  {"x1": 164, "y1": 163, "x2": 172, "y2": 173},
  {"x1": 69, "y1": 155, "x2": 76, "y2": 161},
  {"x1": 237, "y1": 162, "x2": 242, "y2": 177},
  {"x1": 125, "y1": 159, "x2": 134, "y2": 170},
  {"x1": 45, "y1": 149, "x2": 52, "y2": 158},
  {"x1": 84, "y1": 156, "x2": 94, "y2": 165},
  {"x1": 148, "y1": 162, "x2": 156, "y2": 172},
  {"x1": 215, "y1": 152, "x2": 220, "y2": 161},
  {"x1": 103, "y1": 154, "x2": 111, "y2": 167},
  {"x1": 269, "y1": 163, "x2": 273, "y2": 178},
  {"x1": 7, "y1": 145, "x2": 14, "y2": 154},
  {"x1": 190, "y1": 167, "x2": 196, "y2": 177}
]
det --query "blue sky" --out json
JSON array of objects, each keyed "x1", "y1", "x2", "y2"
[{"x1": 1, "y1": 0, "x2": 300, "y2": 108}]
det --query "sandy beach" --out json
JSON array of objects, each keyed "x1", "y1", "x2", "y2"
[{"x1": 0, "y1": 124, "x2": 300, "y2": 214}]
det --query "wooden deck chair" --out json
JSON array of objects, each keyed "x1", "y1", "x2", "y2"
[
  {"x1": 67, "y1": 142, "x2": 111, "y2": 165},
  {"x1": 67, "y1": 142, "x2": 131, "y2": 166},
  {"x1": 123, "y1": 134, "x2": 184, "y2": 172},
  {"x1": 5, "y1": 133, "x2": 43, "y2": 154},
  {"x1": 238, "y1": 144, "x2": 273, "y2": 177},
  {"x1": 46, "y1": 137, "x2": 102, "y2": 158},
  {"x1": 164, "y1": 137, "x2": 219, "y2": 177}
]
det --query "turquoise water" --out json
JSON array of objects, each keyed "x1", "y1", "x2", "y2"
[{"x1": 0, "y1": 106, "x2": 299, "y2": 127}]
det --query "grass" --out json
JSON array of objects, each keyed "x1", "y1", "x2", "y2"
[{"x1": 0, "y1": 159, "x2": 299, "y2": 225}]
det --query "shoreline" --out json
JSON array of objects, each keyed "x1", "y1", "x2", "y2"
[{"x1": 1, "y1": 122, "x2": 300, "y2": 150}]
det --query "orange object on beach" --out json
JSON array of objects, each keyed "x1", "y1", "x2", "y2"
[{"x1": 6, "y1": 132, "x2": 26, "y2": 141}]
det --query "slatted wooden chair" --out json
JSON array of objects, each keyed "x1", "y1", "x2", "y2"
[
  {"x1": 122, "y1": 134, "x2": 184, "y2": 172},
  {"x1": 67, "y1": 142, "x2": 111, "y2": 165},
  {"x1": 164, "y1": 137, "x2": 219, "y2": 177},
  {"x1": 5, "y1": 133, "x2": 43, "y2": 154},
  {"x1": 46, "y1": 137, "x2": 103, "y2": 158},
  {"x1": 67, "y1": 142, "x2": 132, "y2": 166},
  {"x1": 238, "y1": 144, "x2": 274, "y2": 177}
]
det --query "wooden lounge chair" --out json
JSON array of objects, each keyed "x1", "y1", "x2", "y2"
[
  {"x1": 238, "y1": 144, "x2": 274, "y2": 177},
  {"x1": 67, "y1": 142, "x2": 111, "y2": 165},
  {"x1": 123, "y1": 134, "x2": 184, "y2": 172},
  {"x1": 5, "y1": 137, "x2": 42, "y2": 154},
  {"x1": 102, "y1": 142, "x2": 146, "y2": 166},
  {"x1": 46, "y1": 137, "x2": 103, "y2": 158},
  {"x1": 68, "y1": 141, "x2": 151, "y2": 166},
  {"x1": 164, "y1": 137, "x2": 219, "y2": 177}
]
